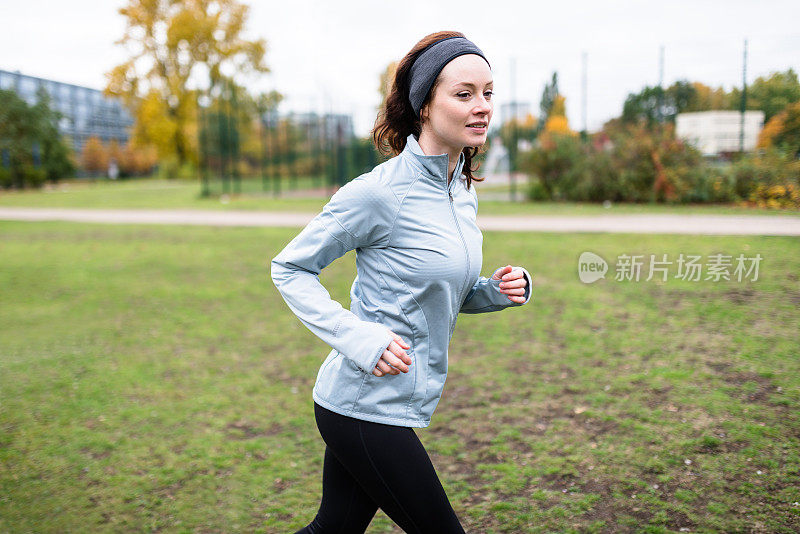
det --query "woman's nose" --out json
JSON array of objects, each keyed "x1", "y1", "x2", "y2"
[{"x1": 474, "y1": 96, "x2": 492, "y2": 113}]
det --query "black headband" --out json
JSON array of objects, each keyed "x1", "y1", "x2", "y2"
[{"x1": 408, "y1": 36, "x2": 491, "y2": 118}]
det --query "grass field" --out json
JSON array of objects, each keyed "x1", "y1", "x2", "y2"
[
  {"x1": 1, "y1": 220, "x2": 798, "y2": 533},
  {"x1": 1, "y1": 177, "x2": 799, "y2": 217}
]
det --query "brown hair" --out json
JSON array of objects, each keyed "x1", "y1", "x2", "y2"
[{"x1": 371, "y1": 30, "x2": 487, "y2": 190}]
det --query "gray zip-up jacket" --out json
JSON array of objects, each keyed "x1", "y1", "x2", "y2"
[{"x1": 270, "y1": 133, "x2": 532, "y2": 428}]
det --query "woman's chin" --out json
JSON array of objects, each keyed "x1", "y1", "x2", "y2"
[
  {"x1": 465, "y1": 137, "x2": 487, "y2": 148},
  {"x1": 464, "y1": 131, "x2": 488, "y2": 146}
]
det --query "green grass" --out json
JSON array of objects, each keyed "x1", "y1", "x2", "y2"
[
  {"x1": 1, "y1": 221, "x2": 799, "y2": 533},
  {"x1": 1, "y1": 177, "x2": 799, "y2": 217}
]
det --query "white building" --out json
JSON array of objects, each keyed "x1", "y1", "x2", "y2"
[
  {"x1": 0, "y1": 69, "x2": 134, "y2": 158},
  {"x1": 675, "y1": 110, "x2": 765, "y2": 156}
]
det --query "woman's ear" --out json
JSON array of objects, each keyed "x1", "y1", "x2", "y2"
[{"x1": 419, "y1": 96, "x2": 434, "y2": 124}]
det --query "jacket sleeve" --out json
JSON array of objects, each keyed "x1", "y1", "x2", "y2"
[
  {"x1": 270, "y1": 177, "x2": 397, "y2": 374},
  {"x1": 459, "y1": 266, "x2": 533, "y2": 314}
]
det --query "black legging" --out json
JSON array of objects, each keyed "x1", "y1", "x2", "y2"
[{"x1": 294, "y1": 401, "x2": 466, "y2": 533}]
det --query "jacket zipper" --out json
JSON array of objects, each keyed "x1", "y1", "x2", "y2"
[{"x1": 447, "y1": 177, "x2": 471, "y2": 316}]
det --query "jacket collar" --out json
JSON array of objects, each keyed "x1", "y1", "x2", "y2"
[{"x1": 402, "y1": 133, "x2": 465, "y2": 186}]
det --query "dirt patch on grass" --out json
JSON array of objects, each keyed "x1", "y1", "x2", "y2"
[
  {"x1": 152, "y1": 467, "x2": 212, "y2": 501},
  {"x1": 429, "y1": 294, "x2": 798, "y2": 532},
  {"x1": 721, "y1": 287, "x2": 758, "y2": 304},
  {"x1": 707, "y1": 361, "x2": 791, "y2": 411},
  {"x1": 428, "y1": 372, "x2": 791, "y2": 532},
  {"x1": 272, "y1": 476, "x2": 291, "y2": 493},
  {"x1": 642, "y1": 383, "x2": 674, "y2": 410},
  {"x1": 224, "y1": 420, "x2": 284, "y2": 440},
  {"x1": 80, "y1": 446, "x2": 112, "y2": 460},
  {"x1": 719, "y1": 370, "x2": 776, "y2": 403}
]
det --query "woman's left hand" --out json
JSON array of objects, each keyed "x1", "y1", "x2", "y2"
[{"x1": 492, "y1": 265, "x2": 528, "y2": 304}]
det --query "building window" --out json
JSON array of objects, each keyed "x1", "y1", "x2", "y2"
[
  {"x1": 0, "y1": 72, "x2": 14, "y2": 90},
  {"x1": 20, "y1": 77, "x2": 37, "y2": 95}
]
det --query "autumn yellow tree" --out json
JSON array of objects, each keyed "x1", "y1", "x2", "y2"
[
  {"x1": 377, "y1": 61, "x2": 398, "y2": 111},
  {"x1": 687, "y1": 82, "x2": 730, "y2": 111},
  {"x1": 113, "y1": 140, "x2": 156, "y2": 177},
  {"x1": 536, "y1": 94, "x2": 577, "y2": 151},
  {"x1": 104, "y1": 0, "x2": 270, "y2": 173},
  {"x1": 756, "y1": 101, "x2": 800, "y2": 156},
  {"x1": 118, "y1": 141, "x2": 138, "y2": 176},
  {"x1": 543, "y1": 95, "x2": 573, "y2": 134},
  {"x1": 81, "y1": 137, "x2": 109, "y2": 176}
]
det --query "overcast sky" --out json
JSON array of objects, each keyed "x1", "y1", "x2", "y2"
[{"x1": 2, "y1": 0, "x2": 799, "y2": 137}]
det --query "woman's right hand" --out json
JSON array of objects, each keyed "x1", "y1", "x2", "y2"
[{"x1": 373, "y1": 330, "x2": 412, "y2": 377}]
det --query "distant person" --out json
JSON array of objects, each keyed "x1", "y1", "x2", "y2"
[
  {"x1": 108, "y1": 160, "x2": 119, "y2": 180},
  {"x1": 271, "y1": 30, "x2": 533, "y2": 533}
]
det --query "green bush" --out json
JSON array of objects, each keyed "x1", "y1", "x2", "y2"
[
  {"x1": 22, "y1": 164, "x2": 47, "y2": 188},
  {"x1": 679, "y1": 165, "x2": 736, "y2": 203},
  {"x1": 730, "y1": 157, "x2": 762, "y2": 200},
  {"x1": 520, "y1": 132, "x2": 584, "y2": 201},
  {"x1": 575, "y1": 149, "x2": 621, "y2": 202},
  {"x1": 178, "y1": 161, "x2": 198, "y2": 180},
  {"x1": 734, "y1": 149, "x2": 800, "y2": 208},
  {"x1": 0, "y1": 167, "x2": 11, "y2": 189},
  {"x1": 526, "y1": 177, "x2": 550, "y2": 201},
  {"x1": 729, "y1": 148, "x2": 800, "y2": 205},
  {"x1": 155, "y1": 156, "x2": 195, "y2": 180},
  {"x1": 156, "y1": 155, "x2": 179, "y2": 180},
  {"x1": 515, "y1": 120, "x2": 793, "y2": 205}
]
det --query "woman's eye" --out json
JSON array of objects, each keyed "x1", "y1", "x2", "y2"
[{"x1": 457, "y1": 91, "x2": 492, "y2": 99}]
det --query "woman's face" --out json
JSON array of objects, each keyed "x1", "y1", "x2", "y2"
[{"x1": 420, "y1": 53, "x2": 493, "y2": 151}]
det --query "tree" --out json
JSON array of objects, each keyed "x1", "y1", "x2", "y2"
[
  {"x1": 543, "y1": 94, "x2": 573, "y2": 135},
  {"x1": 130, "y1": 90, "x2": 179, "y2": 164},
  {"x1": 730, "y1": 68, "x2": 800, "y2": 122},
  {"x1": 757, "y1": 101, "x2": 800, "y2": 158},
  {"x1": 666, "y1": 80, "x2": 697, "y2": 117},
  {"x1": 117, "y1": 141, "x2": 157, "y2": 177},
  {"x1": 118, "y1": 141, "x2": 140, "y2": 176},
  {"x1": 81, "y1": 137, "x2": 109, "y2": 177},
  {"x1": 0, "y1": 88, "x2": 74, "y2": 188},
  {"x1": 533, "y1": 94, "x2": 577, "y2": 158},
  {"x1": 31, "y1": 87, "x2": 76, "y2": 183},
  {"x1": 0, "y1": 90, "x2": 34, "y2": 188},
  {"x1": 685, "y1": 82, "x2": 730, "y2": 111},
  {"x1": 105, "y1": 0, "x2": 270, "y2": 174},
  {"x1": 537, "y1": 72, "x2": 559, "y2": 134},
  {"x1": 622, "y1": 80, "x2": 698, "y2": 126},
  {"x1": 378, "y1": 61, "x2": 398, "y2": 111},
  {"x1": 621, "y1": 70, "x2": 800, "y2": 129},
  {"x1": 196, "y1": 75, "x2": 269, "y2": 182},
  {"x1": 244, "y1": 89, "x2": 284, "y2": 171},
  {"x1": 252, "y1": 90, "x2": 283, "y2": 125}
]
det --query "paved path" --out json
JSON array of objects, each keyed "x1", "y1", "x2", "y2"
[{"x1": 0, "y1": 207, "x2": 798, "y2": 235}]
